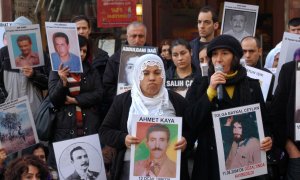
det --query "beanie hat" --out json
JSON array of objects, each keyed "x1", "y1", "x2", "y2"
[
  {"x1": 12, "y1": 16, "x2": 32, "y2": 26},
  {"x1": 207, "y1": 35, "x2": 243, "y2": 59}
]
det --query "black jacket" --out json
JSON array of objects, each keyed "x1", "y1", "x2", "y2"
[
  {"x1": 190, "y1": 37, "x2": 207, "y2": 75},
  {"x1": 99, "y1": 90, "x2": 190, "y2": 180},
  {"x1": 270, "y1": 61, "x2": 300, "y2": 150},
  {"x1": 185, "y1": 67, "x2": 270, "y2": 180},
  {"x1": 48, "y1": 61, "x2": 103, "y2": 141}
]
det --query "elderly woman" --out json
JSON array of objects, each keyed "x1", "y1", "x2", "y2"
[
  {"x1": 5, "y1": 155, "x2": 49, "y2": 180},
  {"x1": 186, "y1": 35, "x2": 273, "y2": 180},
  {"x1": 99, "y1": 54, "x2": 190, "y2": 180},
  {"x1": 47, "y1": 35, "x2": 103, "y2": 167}
]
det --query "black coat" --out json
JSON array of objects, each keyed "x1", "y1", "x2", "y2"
[
  {"x1": 102, "y1": 49, "x2": 121, "y2": 107},
  {"x1": 270, "y1": 61, "x2": 300, "y2": 150},
  {"x1": 185, "y1": 70, "x2": 270, "y2": 180},
  {"x1": 190, "y1": 37, "x2": 208, "y2": 75},
  {"x1": 48, "y1": 61, "x2": 103, "y2": 141},
  {"x1": 99, "y1": 90, "x2": 190, "y2": 180}
]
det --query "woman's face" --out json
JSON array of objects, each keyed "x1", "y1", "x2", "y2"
[
  {"x1": 161, "y1": 45, "x2": 171, "y2": 60},
  {"x1": 21, "y1": 165, "x2": 40, "y2": 180},
  {"x1": 33, "y1": 147, "x2": 46, "y2": 163},
  {"x1": 80, "y1": 45, "x2": 88, "y2": 61},
  {"x1": 171, "y1": 45, "x2": 192, "y2": 70},
  {"x1": 211, "y1": 48, "x2": 234, "y2": 74},
  {"x1": 140, "y1": 65, "x2": 163, "y2": 97},
  {"x1": 199, "y1": 48, "x2": 208, "y2": 65}
]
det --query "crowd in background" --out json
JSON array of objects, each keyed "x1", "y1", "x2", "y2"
[{"x1": 0, "y1": 4, "x2": 299, "y2": 180}]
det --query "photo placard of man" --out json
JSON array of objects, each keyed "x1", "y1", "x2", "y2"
[
  {"x1": 224, "y1": 116, "x2": 261, "y2": 170},
  {"x1": 134, "y1": 124, "x2": 176, "y2": 177},
  {"x1": 51, "y1": 32, "x2": 82, "y2": 73},
  {"x1": 15, "y1": 35, "x2": 39, "y2": 67},
  {"x1": 66, "y1": 146, "x2": 99, "y2": 180},
  {"x1": 224, "y1": 11, "x2": 251, "y2": 42}
]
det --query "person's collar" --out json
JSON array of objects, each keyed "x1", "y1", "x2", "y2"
[{"x1": 225, "y1": 70, "x2": 238, "y2": 79}]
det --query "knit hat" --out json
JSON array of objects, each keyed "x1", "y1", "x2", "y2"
[
  {"x1": 12, "y1": 16, "x2": 32, "y2": 26},
  {"x1": 207, "y1": 35, "x2": 243, "y2": 59}
]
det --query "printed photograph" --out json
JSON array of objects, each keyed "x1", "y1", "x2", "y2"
[
  {"x1": 133, "y1": 122, "x2": 178, "y2": 178},
  {"x1": 220, "y1": 112, "x2": 260, "y2": 170}
]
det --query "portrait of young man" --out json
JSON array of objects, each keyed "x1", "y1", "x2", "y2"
[
  {"x1": 50, "y1": 32, "x2": 82, "y2": 72},
  {"x1": 66, "y1": 146, "x2": 99, "y2": 180},
  {"x1": 14, "y1": 34, "x2": 40, "y2": 67},
  {"x1": 134, "y1": 124, "x2": 176, "y2": 177},
  {"x1": 222, "y1": 115, "x2": 261, "y2": 170}
]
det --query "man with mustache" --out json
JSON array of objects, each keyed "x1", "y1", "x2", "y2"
[
  {"x1": 224, "y1": 116, "x2": 261, "y2": 170},
  {"x1": 134, "y1": 124, "x2": 176, "y2": 177},
  {"x1": 224, "y1": 12, "x2": 251, "y2": 42},
  {"x1": 66, "y1": 146, "x2": 99, "y2": 180}
]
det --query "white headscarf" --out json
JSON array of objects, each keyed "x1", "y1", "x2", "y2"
[
  {"x1": 127, "y1": 54, "x2": 175, "y2": 133},
  {"x1": 264, "y1": 43, "x2": 281, "y2": 68}
]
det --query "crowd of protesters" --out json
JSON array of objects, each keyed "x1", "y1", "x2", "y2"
[{"x1": 0, "y1": 4, "x2": 299, "y2": 180}]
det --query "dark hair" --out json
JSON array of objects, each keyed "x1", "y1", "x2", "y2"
[
  {"x1": 293, "y1": 48, "x2": 300, "y2": 60},
  {"x1": 17, "y1": 35, "x2": 32, "y2": 44},
  {"x1": 230, "y1": 112, "x2": 259, "y2": 140},
  {"x1": 159, "y1": 39, "x2": 172, "y2": 54},
  {"x1": 199, "y1": 44, "x2": 208, "y2": 53},
  {"x1": 288, "y1": 17, "x2": 300, "y2": 27},
  {"x1": 146, "y1": 124, "x2": 170, "y2": 142},
  {"x1": 70, "y1": 146, "x2": 86, "y2": 161},
  {"x1": 5, "y1": 155, "x2": 49, "y2": 180},
  {"x1": 78, "y1": 35, "x2": 90, "y2": 61},
  {"x1": 52, "y1": 32, "x2": 69, "y2": 45},
  {"x1": 241, "y1": 36, "x2": 261, "y2": 48},
  {"x1": 199, "y1": 6, "x2": 218, "y2": 23},
  {"x1": 32, "y1": 143, "x2": 49, "y2": 159},
  {"x1": 208, "y1": 55, "x2": 241, "y2": 76},
  {"x1": 71, "y1": 15, "x2": 91, "y2": 28},
  {"x1": 171, "y1": 38, "x2": 192, "y2": 53}
]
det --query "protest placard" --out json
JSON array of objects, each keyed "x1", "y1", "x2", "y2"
[
  {"x1": 295, "y1": 61, "x2": 300, "y2": 140},
  {"x1": 0, "y1": 96, "x2": 38, "y2": 155},
  {"x1": 5, "y1": 24, "x2": 44, "y2": 69},
  {"x1": 0, "y1": 22, "x2": 12, "y2": 48},
  {"x1": 117, "y1": 45, "x2": 157, "y2": 95},
  {"x1": 53, "y1": 134, "x2": 106, "y2": 180},
  {"x1": 165, "y1": 79, "x2": 193, "y2": 97},
  {"x1": 245, "y1": 66, "x2": 272, "y2": 101},
  {"x1": 129, "y1": 115, "x2": 182, "y2": 180},
  {"x1": 221, "y1": 2, "x2": 258, "y2": 42},
  {"x1": 273, "y1": 32, "x2": 300, "y2": 93},
  {"x1": 212, "y1": 104, "x2": 267, "y2": 180},
  {"x1": 45, "y1": 22, "x2": 83, "y2": 73}
]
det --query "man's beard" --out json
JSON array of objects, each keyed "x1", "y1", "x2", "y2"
[{"x1": 233, "y1": 134, "x2": 243, "y2": 142}]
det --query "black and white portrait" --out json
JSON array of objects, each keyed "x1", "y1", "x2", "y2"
[
  {"x1": 53, "y1": 134, "x2": 107, "y2": 180},
  {"x1": 221, "y1": 2, "x2": 258, "y2": 42}
]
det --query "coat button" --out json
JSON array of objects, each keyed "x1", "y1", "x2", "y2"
[
  {"x1": 68, "y1": 112, "x2": 73, "y2": 116},
  {"x1": 70, "y1": 130, "x2": 74, "y2": 134}
]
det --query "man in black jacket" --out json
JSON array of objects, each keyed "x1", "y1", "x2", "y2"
[
  {"x1": 241, "y1": 36, "x2": 274, "y2": 101},
  {"x1": 71, "y1": 15, "x2": 109, "y2": 81},
  {"x1": 190, "y1": 6, "x2": 219, "y2": 74}
]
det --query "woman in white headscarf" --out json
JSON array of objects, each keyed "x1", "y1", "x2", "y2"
[{"x1": 99, "y1": 54, "x2": 190, "y2": 180}]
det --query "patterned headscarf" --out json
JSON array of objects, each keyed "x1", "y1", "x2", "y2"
[{"x1": 127, "y1": 54, "x2": 174, "y2": 133}]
